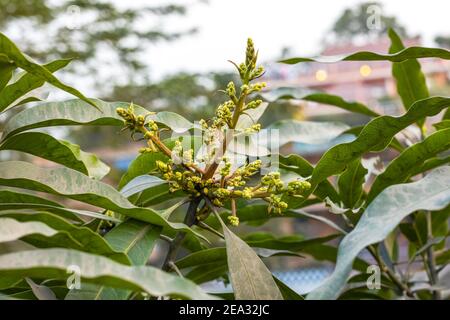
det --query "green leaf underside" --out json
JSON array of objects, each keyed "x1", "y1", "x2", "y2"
[
  {"x1": 0, "y1": 161, "x2": 205, "y2": 240},
  {"x1": 280, "y1": 46, "x2": 450, "y2": 64},
  {"x1": 368, "y1": 128, "x2": 450, "y2": 203},
  {"x1": 338, "y1": 159, "x2": 367, "y2": 208},
  {"x1": 307, "y1": 167, "x2": 450, "y2": 299},
  {"x1": 0, "y1": 248, "x2": 217, "y2": 300},
  {"x1": 0, "y1": 131, "x2": 109, "y2": 179},
  {"x1": 2, "y1": 99, "x2": 193, "y2": 142}
]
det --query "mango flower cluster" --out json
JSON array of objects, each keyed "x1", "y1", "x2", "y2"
[{"x1": 116, "y1": 38, "x2": 311, "y2": 226}]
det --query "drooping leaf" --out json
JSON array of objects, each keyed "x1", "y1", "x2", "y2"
[
  {"x1": 0, "y1": 161, "x2": 205, "y2": 240},
  {"x1": 280, "y1": 46, "x2": 450, "y2": 64},
  {"x1": 307, "y1": 167, "x2": 450, "y2": 300},
  {"x1": 338, "y1": 159, "x2": 367, "y2": 208},
  {"x1": 0, "y1": 32, "x2": 96, "y2": 109},
  {"x1": 0, "y1": 248, "x2": 217, "y2": 300},
  {"x1": 368, "y1": 128, "x2": 450, "y2": 203},
  {"x1": 0, "y1": 59, "x2": 71, "y2": 113},
  {"x1": 388, "y1": 29, "x2": 429, "y2": 123},
  {"x1": 310, "y1": 97, "x2": 450, "y2": 190},
  {"x1": 213, "y1": 213, "x2": 283, "y2": 300},
  {"x1": 0, "y1": 132, "x2": 109, "y2": 179},
  {"x1": 66, "y1": 219, "x2": 161, "y2": 300},
  {"x1": 433, "y1": 120, "x2": 450, "y2": 131},
  {"x1": 0, "y1": 56, "x2": 15, "y2": 91},
  {"x1": 25, "y1": 278, "x2": 56, "y2": 300},
  {"x1": 0, "y1": 213, "x2": 130, "y2": 264}
]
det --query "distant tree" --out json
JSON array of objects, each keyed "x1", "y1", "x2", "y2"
[
  {"x1": 326, "y1": 2, "x2": 408, "y2": 44},
  {"x1": 435, "y1": 35, "x2": 450, "y2": 49},
  {"x1": 0, "y1": 0, "x2": 198, "y2": 93}
]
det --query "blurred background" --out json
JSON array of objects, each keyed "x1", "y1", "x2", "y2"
[{"x1": 1, "y1": 0, "x2": 449, "y2": 294}]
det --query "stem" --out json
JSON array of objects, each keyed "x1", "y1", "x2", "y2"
[
  {"x1": 425, "y1": 211, "x2": 441, "y2": 299},
  {"x1": 368, "y1": 245, "x2": 414, "y2": 298},
  {"x1": 161, "y1": 198, "x2": 200, "y2": 272}
]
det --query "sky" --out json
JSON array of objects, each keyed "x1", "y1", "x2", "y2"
[{"x1": 130, "y1": 0, "x2": 449, "y2": 79}]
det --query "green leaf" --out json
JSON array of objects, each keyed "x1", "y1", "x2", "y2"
[
  {"x1": 368, "y1": 128, "x2": 450, "y2": 204},
  {"x1": 25, "y1": 278, "x2": 56, "y2": 300},
  {"x1": 307, "y1": 166, "x2": 450, "y2": 300},
  {"x1": 263, "y1": 90, "x2": 379, "y2": 117},
  {"x1": 261, "y1": 120, "x2": 350, "y2": 146},
  {"x1": 0, "y1": 57, "x2": 15, "y2": 91},
  {"x1": 66, "y1": 219, "x2": 161, "y2": 300},
  {"x1": 1, "y1": 99, "x2": 146, "y2": 141},
  {"x1": 280, "y1": 46, "x2": 450, "y2": 64},
  {"x1": 118, "y1": 152, "x2": 168, "y2": 189},
  {"x1": 0, "y1": 32, "x2": 97, "y2": 109},
  {"x1": 0, "y1": 213, "x2": 130, "y2": 264},
  {"x1": 215, "y1": 215, "x2": 283, "y2": 300},
  {"x1": 433, "y1": 120, "x2": 450, "y2": 131},
  {"x1": 0, "y1": 217, "x2": 57, "y2": 243},
  {"x1": 0, "y1": 132, "x2": 109, "y2": 179},
  {"x1": 0, "y1": 161, "x2": 205, "y2": 240},
  {"x1": 0, "y1": 248, "x2": 217, "y2": 300},
  {"x1": 310, "y1": 97, "x2": 450, "y2": 189},
  {"x1": 236, "y1": 102, "x2": 269, "y2": 129},
  {"x1": 388, "y1": 29, "x2": 429, "y2": 120},
  {"x1": 120, "y1": 175, "x2": 167, "y2": 198},
  {"x1": 338, "y1": 159, "x2": 367, "y2": 208},
  {"x1": 0, "y1": 59, "x2": 71, "y2": 113}
]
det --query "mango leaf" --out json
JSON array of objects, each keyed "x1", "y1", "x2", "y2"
[
  {"x1": 388, "y1": 29, "x2": 429, "y2": 124},
  {"x1": 310, "y1": 97, "x2": 450, "y2": 189},
  {"x1": 0, "y1": 132, "x2": 109, "y2": 179},
  {"x1": 0, "y1": 213, "x2": 130, "y2": 264},
  {"x1": 409, "y1": 156, "x2": 450, "y2": 178},
  {"x1": 0, "y1": 217, "x2": 57, "y2": 243},
  {"x1": 0, "y1": 161, "x2": 205, "y2": 240},
  {"x1": 120, "y1": 175, "x2": 167, "y2": 198},
  {"x1": 262, "y1": 90, "x2": 379, "y2": 117},
  {"x1": 338, "y1": 159, "x2": 367, "y2": 208},
  {"x1": 280, "y1": 46, "x2": 450, "y2": 64},
  {"x1": 118, "y1": 151, "x2": 168, "y2": 190},
  {"x1": 368, "y1": 128, "x2": 450, "y2": 203},
  {"x1": 0, "y1": 59, "x2": 71, "y2": 113},
  {"x1": 259, "y1": 120, "x2": 350, "y2": 147},
  {"x1": 1, "y1": 99, "x2": 145, "y2": 141},
  {"x1": 25, "y1": 278, "x2": 56, "y2": 300},
  {"x1": 307, "y1": 166, "x2": 450, "y2": 300},
  {"x1": 0, "y1": 57, "x2": 15, "y2": 91},
  {"x1": 66, "y1": 219, "x2": 161, "y2": 300},
  {"x1": 0, "y1": 32, "x2": 96, "y2": 109},
  {"x1": 1, "y1": 99, "x2": 193, "y2": 141},
  {"x1": 433, "y1": 120, "x2": 450, "y2": 131},
  {"x1": 0, "y1": 248, "x2": 217, "y2": 300},
  {"x1": 212, "y1": 211, "x2": 283, "y2": 300}
]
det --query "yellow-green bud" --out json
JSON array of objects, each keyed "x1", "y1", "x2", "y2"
[{"x1": 228, "y1": 215, "x2": 240, "y2": 226}]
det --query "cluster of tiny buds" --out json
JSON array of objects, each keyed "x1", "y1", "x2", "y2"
[{"x1": 117, "y1": 38, "x2": 312, "y2": 227}]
